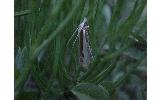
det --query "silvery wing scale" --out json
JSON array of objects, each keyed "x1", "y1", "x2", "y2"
[{"x1": 67, "y1": 18, "x2": 94, "y2": 68}]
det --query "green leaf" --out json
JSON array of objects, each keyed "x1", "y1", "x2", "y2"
[
  {"x1": 114, "y1": 73, "x2": 129, "y2": 88},
  {"x1": 99, "y1": 81, "x2": 116, "y2": 98},
  {"x1": 72, "y1": 83, "x2": 110, "y2": 100},
  {"x1": 14, "y1": 10, "x2": 31, "y2": 17},
  {"x1": 89, "y1": 64, "x2": 114, "y2": 84}
]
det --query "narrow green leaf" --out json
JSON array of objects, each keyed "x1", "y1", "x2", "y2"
[
  {"x1": 72, "y1": 83, "x2": 110, "y2": 100},
  {"x1": 15, "y1": 62, "x2": 32, "y2": 92},
  {"x1": 32, "y1": 0, "x2": 82, "y2": 60},
  {"x1": 117, "y1": 0, "x2": 147, "y2": 43},
  {"x1": 99, "y1": 81, "x2": 116, "y2": 98},
  {"x1": 114, "y1": 73, "x2": 129, "y2": 88},
  {"x1": 89, "y1": 64, "x2": 114, "y2": 84},
  {"x1": 14, "y1": 10, "x2": 31, "y2": 17}
]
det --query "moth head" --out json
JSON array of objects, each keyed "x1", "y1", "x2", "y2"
[
  {"x1": 78, "y1": 18, "x2": 89, "y2": 33},
  {"x1": 83, "y1": 18, "x2": 89, "y2": 28}
]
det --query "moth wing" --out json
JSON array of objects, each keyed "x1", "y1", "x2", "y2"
[{"x1": 85, "y1": 32, "x2": 94, "y2": 61}]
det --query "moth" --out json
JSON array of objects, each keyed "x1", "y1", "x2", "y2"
[{"x1": 67, "y1": 18, "x2": 94, "y2": 68}]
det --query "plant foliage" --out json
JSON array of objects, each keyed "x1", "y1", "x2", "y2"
[{"x1": 15, "y1": 0, "x2": 147, "y2": 100}]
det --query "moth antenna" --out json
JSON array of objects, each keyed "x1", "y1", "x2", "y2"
[
  {"x1": 66, "y1": 27, "x2": 79, "y2": 47},
  {"x1": 72, "y1": 33, "x2": 79, "y2": 48}
]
